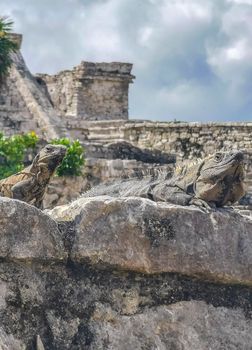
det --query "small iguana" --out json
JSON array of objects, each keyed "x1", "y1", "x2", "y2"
[
  {"x1": 82, "y1": 150, "x2": 245, "y2": 209},
  {"x1": 0, "y1": 144, "x2": 66, "y2": 209}
]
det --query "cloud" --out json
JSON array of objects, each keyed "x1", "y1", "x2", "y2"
[{"x1": 0, "y1": 0, "x2": 252, "y2": 121}]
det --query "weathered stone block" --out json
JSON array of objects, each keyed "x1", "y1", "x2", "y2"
[
  {"x1": 0, "y1": 198, "x2": 66, "y2": 261},
  {"x1": 49, "y1": 196, "x2": 252, "y2": 285},
  {"x1": 90, "y1": 301, "x2": 252, "y2": 350}
]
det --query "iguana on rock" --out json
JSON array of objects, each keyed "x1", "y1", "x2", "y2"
[
  {"x1": 82, "y1": 150, "x2": 245, "y2": 209},
  {"x1": 0, "y1": 144, "x2": 66, "y2": 208}
]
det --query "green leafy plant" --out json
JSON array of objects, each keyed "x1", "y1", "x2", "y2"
[
  {"x1": 0, "y1": 131, "x2": 38, "y2": 179},
  {"x1": 51, "y1": 138, "x2": 85, "y2": 176},
  {"x1": 0, "y1": 17, "x2": 18, "y2": 81}
]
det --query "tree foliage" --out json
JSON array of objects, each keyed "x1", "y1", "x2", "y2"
[
  {"x1": 0, "y1": 132, "x2": 38, "y2": 179},
  {"x1": 0, "y1": 17, "x2": 18, "y2": 81},
  {"x1": 51, "y1": 138, "x2": 85, "y2": 176}
]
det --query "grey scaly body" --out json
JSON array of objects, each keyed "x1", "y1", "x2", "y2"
[{"x1": 82, "y1": 151, "x2": 245, "y2": 208}]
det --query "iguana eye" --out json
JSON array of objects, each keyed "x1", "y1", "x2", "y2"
[
  {"x1": 214, "y1": 153, "x2": 223, "y2": 162},
  {"x1": 45, "y1": 145, "x2": 52, "y2": 152}
]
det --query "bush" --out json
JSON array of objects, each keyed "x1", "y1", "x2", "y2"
[
  {"x1": 0, "y1": 17, "x2": 18, "y2": 82},
  {"x1": 0, "y1": 131, "x2": 38, "y2": 179},
  {"x1": 51, "y1": 138, "x2": 85, "y2": 176}
]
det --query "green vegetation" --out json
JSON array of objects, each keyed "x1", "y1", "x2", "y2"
[
  {"x1": 0, "y1": 131, "x2": 38, "y2": 179},
  {"x1": 0, "y1": 17, "x2": 18, "y2": 81},
  {"x1": 51, "y1": 138, "x2": 85, "y2": 176},
  {"x1": 0, "y1": 132, "x2": 85, "y2": 180}
]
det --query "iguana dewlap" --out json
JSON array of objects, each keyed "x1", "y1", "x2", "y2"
[
  {"x1": 0, "y1": 144, "x2": 66, "y2": 209},
  {"x1": 82, "y1": 151, "x2": 245, "y2": 209}
]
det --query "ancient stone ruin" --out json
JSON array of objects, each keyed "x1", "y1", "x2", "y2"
[
  {"x1": 36, "y1": 61, "x2": 134, "y2": 122},
  {"x1": 1, "y1": 33, "x2": 252, "y2": 208},
  {"x1": 0, "y1": 34, "x2": 134, "y2": 139}
]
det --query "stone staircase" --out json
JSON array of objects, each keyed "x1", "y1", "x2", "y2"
[
  {"x1": 83, "y1": 120, "x2": 127, "y2": 144},
  {"x1": 66, "y1": 119, "x2": 149, "y2": 144}
]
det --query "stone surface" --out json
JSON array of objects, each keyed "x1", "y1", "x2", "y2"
[
  {"x1": 104, "y1": 141, "x2": 176, "y2": 163},
  {"x1": 0, "y1": 328, "x2": 25, "y2": 350},
  {"x1": 1, "y1": 258, "x2": 252, "y2": 350},
  {"x1": 0, "y1": 49, "x2": 63, "y2": 139},
  {"x1": 43, "y1": 175, "x2": 88, "y2": 209},
  {"x1": 0, "y1": 197, "x2": 66, "y2": 261},
  {"x1": 0, "y1": 197, "x2": 252, "y2": 348},
  {"x1": 90, "y1": 301, "x2": 252, "y2": 350},
  {"x1": 49, "y1": 196, "x2": 252, "y2": 285}
]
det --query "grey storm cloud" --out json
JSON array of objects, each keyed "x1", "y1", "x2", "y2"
[{"x1": 1, "y1": 0, "x2": 252, "y2": 122}]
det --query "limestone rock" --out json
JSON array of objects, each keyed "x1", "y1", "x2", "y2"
[
  {"x1": 0, "y1": 328, "x2": 25, "y2": 350},
  {"x1": 36, "y1": 335, "x2": 45, "y2": 350},
  {"x1": 49, "y1": 196, "x2": 252, "y2": 285},
  {"x1": 0, "y1": 197, "x2": 66, "y2": 261},
  {"x1": 43, "y1": 175, "x2": 88, "y2": 209},
  {"x1": 0, "y1": 196, "x2": 252, "y2": 348},
  {"x1": 105, "y1": 141, "x2": 176, "y2": 164},
  {"x1": 90, "y1": 301, "x2": 252, "y2": 350}
]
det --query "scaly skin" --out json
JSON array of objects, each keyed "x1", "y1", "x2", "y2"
[
  {"x1": 82, "y1": 151, "x2": 245, "y2": 209},
  {"x1": 0, "y1": 144, "x2": 66, "y2": 209}
]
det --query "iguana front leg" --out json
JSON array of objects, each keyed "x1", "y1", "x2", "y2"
[
  {"x1": 11, "y1": 178, "x2": 35, "y2": 203},
  {"x1": 150, "y1": 183, "x2": 193, "y2": 206},
  {"x1": 33, "y1": 196, "x2": 44, "y2": 209},
  {"x1": 189, "y1": 198, "x2": 215, "y2": 210},
  {"x1": 150, "y1": 183, "x2": 215, "y2": 211}
]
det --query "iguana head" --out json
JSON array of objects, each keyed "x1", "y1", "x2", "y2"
[
  {"x1": 32, "y1": 144, "x2": 67, "y2": 174},
  {"x1": 194, "y1": 150, "x2": 245, "y2": 206}
]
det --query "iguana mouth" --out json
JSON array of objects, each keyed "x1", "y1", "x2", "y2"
[{"x1": 233, "y1": 163, "x2": 244, "y2": 181}]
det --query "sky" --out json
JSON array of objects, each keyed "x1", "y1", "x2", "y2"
[{"x1": 1, "y1": 0, "x2": 252, "y2": 122}]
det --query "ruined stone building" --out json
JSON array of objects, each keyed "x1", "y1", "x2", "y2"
[
  {"x1": 0, "y1": 33, "x2": 134, "y2": 139},
  {"x1": 36, "y1": 61, "x2": 134, "y2": 122}
]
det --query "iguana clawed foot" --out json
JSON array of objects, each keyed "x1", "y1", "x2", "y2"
[{"x1": 189, "y1": 198, "x2": 216, "y2": 212}]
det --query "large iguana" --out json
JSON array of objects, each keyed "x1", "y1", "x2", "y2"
[
  {"x1": 82, "y1": 150, "x2": 245, "y2": 209},
  {"x1": 0, "y1": 144, "x2": 66, "y2": 208}
]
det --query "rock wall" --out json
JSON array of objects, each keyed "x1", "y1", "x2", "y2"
[
  {"x1": 83, "y1": 120, "x2": 252, "y2": 160},
  {"x1": 0, "y1": 72, "x2": 37, "y2": 136},
  {"x1": 0, "y1": 34, "x2": 37, "y2": 136},
  {"x1": 0, "y1": 196, "x2": 252, "y2": 349}
]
